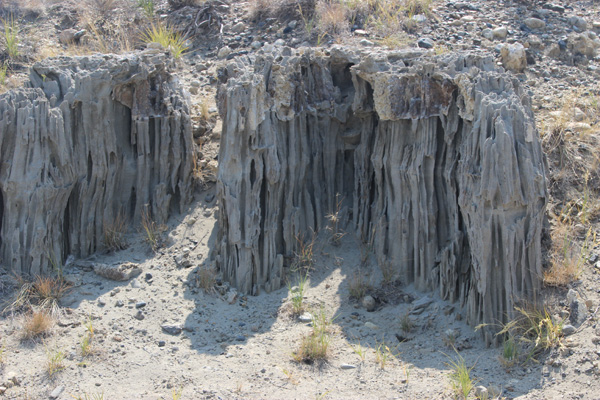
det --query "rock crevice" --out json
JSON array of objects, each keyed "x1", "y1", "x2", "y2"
[{"x1": 216, "y1": 46, "x2": 547, "y2": 344}]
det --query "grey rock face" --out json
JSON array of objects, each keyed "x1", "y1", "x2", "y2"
[
  {"x1": 215, "y1": 46, "x2": 547, "y2": 345},
  {"x1": 0, "y1": 53, "x2": 194, "y2": 276}
]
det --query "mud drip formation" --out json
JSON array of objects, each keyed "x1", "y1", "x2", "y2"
[
  {"x1": 0, "y1": 53, "x2": 194, "y2": 277},
  {"x1": 216, "y1": 46, "x2": 547, "y2": 344}
]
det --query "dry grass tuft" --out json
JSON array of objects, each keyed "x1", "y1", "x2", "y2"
[
  {"x1": 45, "y1": 346, "x2": 66, "y2": 377},
  {"x1": 141, "y1": 205, "x2": 166, "y2": 252},
  {"x1": 543, "y1": 223, "x2": 596, "y2": 287},
  {"x1": 292, "y1": 307, "x2": 334, "y2": 363},
  {"x1": 196, "y1": 266, "x2": 217, "y2": 292},
  {"x1": 496, "y1": 306, "x2": 564, "y2": 362},
  {"x1": 348, "y1": 270, "x2": 371, "y2": 300},
  {"x1": 141, "y1": 21, "x2": 188, "y2": 59},
  {"x1": 22, "y1": 310, "x2": 53, "y2": 339},
  {"x1": 316, "y1": 1, "x2": 349, "y2": 36},
  {"x1": 103, "y1": 212, "x2": 128, "y2": 252},
  {"x1": 8, "y1": 274, "x2": 71, "y2": 317},
  {"x1": 291, "y1": 232, "x2": 316, "y2": 273}
]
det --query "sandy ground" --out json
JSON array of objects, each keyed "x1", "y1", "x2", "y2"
[{"x1": 1, "y1": 184, "x2": 598, "y2": 399}]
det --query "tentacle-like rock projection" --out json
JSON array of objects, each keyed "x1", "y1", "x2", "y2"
[
  {"x1": 216, "y1": 46, "x2": 548, "y2": 344},
  {"x1": 0, "y1": 53, "x2": 194, "y2": 277}
]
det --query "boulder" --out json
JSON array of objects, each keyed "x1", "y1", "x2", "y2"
[
  {"x1": 500, "y1": 42, "x2": 527, "y2": 72},
  {"x1": 214, "y1": 46, "x2": 547, "y2": 345}
]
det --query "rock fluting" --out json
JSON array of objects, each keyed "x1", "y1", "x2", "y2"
[
  {"x1": 216, "y1": 46, "x2": 547, "y2": 344},
  {"x1": 0, "y1": 53, "x2": 194, "y2": 277}
]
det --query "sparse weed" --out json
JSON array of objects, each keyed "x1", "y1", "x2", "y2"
[
  {"x1": 348, "y1": 270, "x2": 371, "y2": 300},
  {"x1": 443, "y1": 329, "x2": 458, "y2": 348},
  {"x1": 367, "y1": 0, "x2": 403, "y2": 37},
  {"x1": 80, "y1": 333, "x2": 94, "y2": 357},
  {"x1": 80, "y1": 316, "x2": 95, "y2": 357},
  {"x1": 138, "y1": 0, "x2": 155, "y2": 18},
  {"x1": 405, "y1": 0, "x2": 433, "y2": 16},
  {"x1": 22, "y1": 310, "x2": 53, "y2": 339},
  {"x1": 445, "y1": 351, "x2": 476, "y2": 400},
  {"x1": 315, "y1": 391, "x2": 330, "y2": 400},
  {"x1": 0, "y1": 63, "x2": 8, "y2": 89},
  {"x1": 400, "y1": 313, "x2": 413, "y2": 333},
  {"x1": 81, "y1": 15, "x2": 135, "y2": 54},
  {"x1": 293, "y1": 307, "x2": 334, "y2": 363},
  {"x1": 349, "y1": 341, "x2": 366, "y2": 362},
  {"x1": 103, "y1": 212, "x2": 128, "y2": 252},
  {"x1": 499, "y1": 334, "x2": 519, "y2": 369},
  {"x1": 0, "y1": 340, "x2": 6, "y2": 364},
  {"x1": 141, "y1": 205, "x2": 165, "y2": 252},
  {"x1": 291, "y1": 232, "x2": 316, "y2": 273},
  {"x1": 171, "y1": 387, "x2": 183, "y2": 400},
  {"x1": 316, "y1": 1, "x2": 349, "y2": 37},
  {"x1": 288, "y1": 273, "x2": 308, "y2": 315},
  {"x1": 72, "y1": 392, "x2": 105, "y2": 400},
  {"x1": 199, "y1": 98, "x2": 210, "y2": 121},
  {"x1": 380, "y1": 260, "x2": 395, "y2": 284},
  {"x1": 197, "y1": 266, "x2": 217, "y2": 292},
  {"x1": 375, "y1": 339, "x2": 397, "y2": 369},
  {"x1": 359, "y1": 230, "x2": 375, "y2": 266},
  {"x1": 326, "y1": 193, "x2": 346, "y2": 246},
  {"x1": 141, "y1": 22, "x2": 188, "y2": 59},
  {"x1": 544, "y1": 224, "x2": 597, "y2": 287},
  {"x1": 495, "y1": 306, "x2": 564, "y2": 362},
  {"x1": 46, "y1": 346, "x2": 66, "y2": 377},
  {"x1": 298, "y1": 2, "x2": 316, "y2": 38},
  {"x1": 377, "y1": 32, "x2": 411, "y2": 49},
  {"x1": 402, "y1": 362, "x2": 411, "y2": 385},
  {"x1": 85, "y1": 315, "x2": 95, "y2": 337},
  {"x1": 281, "y1": 367, "x2": 299, "y2": 385},
  {"x1": 1, "y1": 14, "x2": 19, "y2": 59}
]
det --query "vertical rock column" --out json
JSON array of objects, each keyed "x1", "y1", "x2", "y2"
[
  {"x1": 0, "y1": 53, "x2": 194, "y2": 277},
  {"x1": 216, "y1": 47, "x2": 547, "y2": 343}
]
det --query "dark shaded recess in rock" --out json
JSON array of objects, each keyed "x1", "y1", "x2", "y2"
[
  {"x1": 215, "y1": 46, "x2": 547, "y2": 345},
  {"x1": 0, "y1": 53, "x2": 194, "y2": 277}
]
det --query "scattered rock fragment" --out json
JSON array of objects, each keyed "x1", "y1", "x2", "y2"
[
  {"x1": 474, "y1": 386, "x2": 488, "y2": 398},
  {"x1": 93, "y1": 262, "x2": 142, "y2": 281},
  {"x1": 298, "y1": 313, "x2": 313, "y2": 323},
  {"x1": 524, "y1": 18, "x2": 546, "y2": 31},
  {"x1": 162, "y1": 324, "x2": 183, "y2": 335},
  {"x1": 417, "y1": 38, "x2": 434, "y2": 49},
  {"x1": 410, "y1": 296, "x2": 433, "y2": 315},
  {"x1": 500, "y1": 43, "x2": 527, "y2": 72},
  {"x1": 563, "y1": 324, "x2": 577, "y2": 336},
  {"x1": 362, "y1": 295, "x2": 376, "y2": 312},
  {"x1": 49, "y1": 385, "x2": 65, "y2": 399},
  {"x1": 492, "y1": 27, "x2": 508, "y2": 40}
]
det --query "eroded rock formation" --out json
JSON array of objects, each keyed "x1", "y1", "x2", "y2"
[
  {"x1": 0, "y1": 52, "x2": 194, "y2": 277},
  {"x1": 216, "y1": 46, "x2": 547, "y2": 344}
]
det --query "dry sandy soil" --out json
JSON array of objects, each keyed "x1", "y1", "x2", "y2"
[{"x1": 1, "y1": 0, "x2": 600, "y2": 399}]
